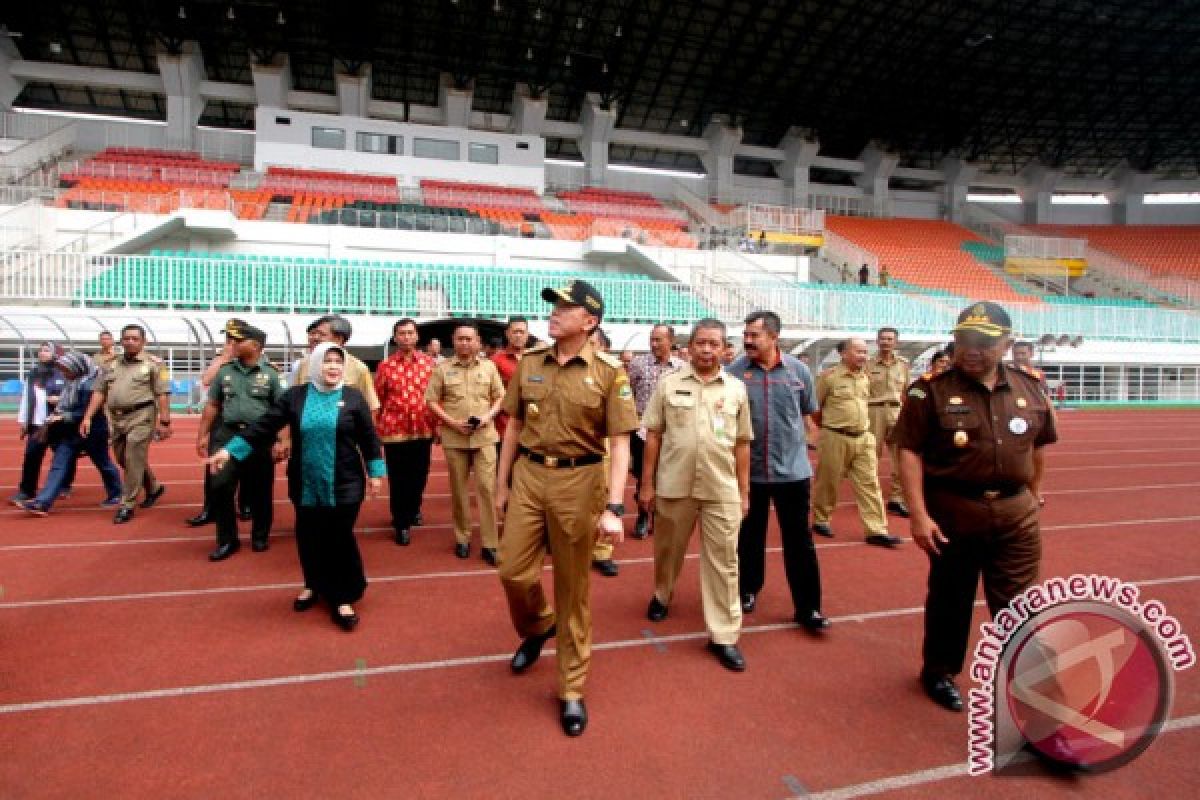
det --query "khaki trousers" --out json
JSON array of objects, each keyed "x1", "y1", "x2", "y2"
[
  {"x1": 654, "y1": 497, "x2": 743, "y2": 645},
  {"x1": 812, "y1": 429, "x2": 887, "y2": 535},
  {"x1": 868, "y1": 404, "x2": 904, "y2": 503},
  {"x1": 499, "y1": 458, "x2": 606, "y2": 700},
  {"x1": 109, "y1": 405, "x2": 159, "y2": 511},
  {"x1": 443, "y1": 446, "x2": 498, "y2": 549}
]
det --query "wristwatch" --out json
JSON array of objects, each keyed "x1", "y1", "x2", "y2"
[
  {"x1": 159, "y1": 418, "x2": 171, "y2": 426},
  {"x1": 605, "y1": 503, "x2": 625, "y2": 516}
]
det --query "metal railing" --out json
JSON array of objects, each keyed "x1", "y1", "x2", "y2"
[
  {"x1": 1005, "y1": 235, "x2": 1087, "y2": 260},
  {"x1": 1, "y1": 252, "x2": 1196, "y2": 342}
]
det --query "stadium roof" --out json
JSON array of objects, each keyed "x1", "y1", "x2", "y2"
[{"x1": 4, "y1": 0, "x2": 1199, "y2": 178}]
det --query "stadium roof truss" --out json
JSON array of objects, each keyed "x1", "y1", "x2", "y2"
[{"x1": 4, "y1": 0, "x2": 1198, "y2": 177}]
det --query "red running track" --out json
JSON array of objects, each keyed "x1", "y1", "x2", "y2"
[{"x1": 0, "y1": 409, "x2": 1198, "y2": 798}]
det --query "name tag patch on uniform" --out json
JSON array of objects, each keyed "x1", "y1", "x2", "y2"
[
  {"x1": 948, "y1": 396, "x2": 963, "y2": 405},
  {"x1": 1009, "y1": 417, "x2": 1029, "y2": 435},
  {"x1": 584, "y1": 376, "x2": 595, "y2": 385},
  {"x1": 953, "y1": 430, "x2": 969, "y2": 447},
  {"x1": 946, "y1": 406, "x2": 972, "y2": 414},
  {"x1": 674, "y1": 389, "x2": 693, "y2": 396},
  {"x1": 528, "y1": 375, "x2": 544, "y2": 383}
]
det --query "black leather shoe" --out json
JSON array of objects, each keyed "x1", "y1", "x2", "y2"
[
  {"x1": 592, "y1": 559, "x2": 619, "y2": 577},
  {"x1": 887, "y1": 500, "x2": 911, "y2": 518},
  {"x1": 251, "y1": 537, "x2": 269, "y2": 553},
  {"x1": 185, "y1": 510, "x2": 212, "y2": 526},
  {"x1": 413, "y1": 511, "x2": 424, "y2": 526},
  {"x1": 921, "y1": 671, "x2": 964, "y2": 712},
  {"x1": 707, "y1": 641, "x2": 746, "y2": 672},
  {"x1": 632, "y1": 511, "x2": 650, "y2": 539},
  {"x1": 141, "y1": 485, "x2": 166, "y2": 509},
  {"x1": 113, "y1": 507, "x2": 134, "y2": 524},
  {"x1": 511, "y1": 625, "x2": 556, "y2": 673},
  {"x1": 812, "y1": 522, "x2": 834, "y2": 538},
  {"x1": 481, "y1": 548, "x2": 498, "y2": 566},
  {"x1": 332, "y1": 607, "x2": 359, "y2": 632},
  {"x1": 796, "y1": 610, "x2": 831, "y2": 632},
  {"x1": 740, "y1": 593, "x2": 756, "y2": 613},
  {"x1": 455, "y1": 542, "x2": 470, "y2": 559},
  {"x1": 208, "y1": 541, "x2": 240, "y2": 561},
  {"x1": 646, "y1": 596, "x2": 668, "y2": 622},
  {"x1": 866, "y1": 533, "x2": 904, "y2": 549},
  {"x1": 293, "y1": 590, "x2": 318, "y2": 612},
  {"x1": 238, "y1": 506, "x2": 252, "y2": 521},
  {"x1": 395, "y1": 528, "x2": 411, "y2": 546},
  {"x1": 560, "y1": 699, "x2": 588, "y2": 737}
]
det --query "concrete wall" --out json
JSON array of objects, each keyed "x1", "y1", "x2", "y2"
[{"x1": 254, "y1": 107, "x2": 545, "y2": 191}]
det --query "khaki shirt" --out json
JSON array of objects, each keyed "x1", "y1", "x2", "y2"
[
  {"x1": 425, "y1": 355, "x2": 506, "y2": 449},
  {"x1": 642, "y1": 366, "x2": 753, "y2": 503},
  {"x1": 867, "y1": 353, "x2": 909, "y2": 406},
  {"x1": 502, "y1": 341, "x2": 639, "y2": 459},
  {"x1": 816, "y1": 365, "x2": 870, "y2": 432},
  {"x1": 102, "y1": 352, "x2": 170, "y2": 410},
  {"x1": 296, "y1": 352, "x2": 380, "y2": 411},
  {"x1": 893, "y1": 365, "x2": 1058, "y2": 488},
  {"x1": 95, "y1": 350, "x2": 119, "y2": 373}
]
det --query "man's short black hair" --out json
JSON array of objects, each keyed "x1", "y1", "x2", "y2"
[
  {"x1": 393, "y1": 318, "x2": 418, "y2": 335},
  {"x1": 453, "y1": 322, "x2": 481, "y2": 337},
  {"x1": 506, "y1": 316, "x2": 528, "y2": 329},
  {"x1": 120, "y1": 324, "x2": 145, "y2": 339},
  {"x1": 1013, "y1": 340, "x2": 1035, "y2": 353},
  {"x1": 308, "y1": 315, "x2": 334, "y2": 334},
  {"x1": 743, "y1": 310, "x2": 782, "y2": 335},
  {"x1": 877, "y1": 326, "x2": 899, "y2": 338}
]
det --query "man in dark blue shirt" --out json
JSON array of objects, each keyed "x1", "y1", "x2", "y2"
[{"x1": 728, "y1": 310, "x2": 829, "y2": 632}]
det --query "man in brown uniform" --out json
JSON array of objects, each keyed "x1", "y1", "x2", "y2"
[
  {"x1": 641, "y1": 318, "x2": 753, "y2": 672},
  {"x1": 812, "y1": 338, "x2": 902, "y2": 547},
  {"x1": 95, "y1": 331, "x2": 118, "y2": 372},
  {"x1": 894, "y1": 302, "x2": 1058, "y2": 712},
  {"x1": 426, "y1": 323, "x2": 506, "y2": 564},
  {"x1": 495, "y1": 280, "x2": 639, "y2": 737},
  {"x1": 868, "y1": 326, "x2": 911, "y2": 516},
  {"x1": 81, "y1": 324, "x2": 171, "y2": 523}
]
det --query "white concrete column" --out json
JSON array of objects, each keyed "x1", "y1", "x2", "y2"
[
  {"x1": 335, "y1": 63, "x2": 372, "y2": 118},
  {"x1": 510, "y1": 83, "x2": 547, "y2": 135},
  {"x1": 578, "y1": 93, "x2": 616, "y2": 185},
  {"x1": 156, "y1": 41, "x2": 206, "y2": 150},
  {"x1": 439, "y1": 73, "x2": 473, "y2": 129},
  {"x1": 0, "y1": 36, "x2": 25, "y2": 109},
  {"x1": 855, "y1": 141, "x2": 899, "y2": 216},
  {"x1": 1017, "y1": 163, "x2": 1061, "y2": 225},
  {"x1": 700, "y1": 114, "x2": 741, "y2": 202},
  {"x1": 779, "y1": 127, "x2": 820, "y2": 206},
  {"x1": 251, "y1": 54, "x2": 293, "y2": 109},
  {"x1": 1107, "y1": 163, "x2": 1155, "y2": 225},
  {"x1": 940, "y1": 155, "x2": 978, "y2": 223}
]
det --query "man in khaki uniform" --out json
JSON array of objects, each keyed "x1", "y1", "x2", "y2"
[
  {"x1": 812, "y1": 338, "x2": 901, "y2": 548},
  {"x1": 81, "y1": 324, "x2": 171, "y2": 524},
  {"x1": 867, "y1": 326, "x2": 911, "y2": 516},
  {"x1": 495, "y1": 280, "x2": 639, "y2": 737},
  {"x1": 95, "y1": 331, "x2": 118, "y2": 372},
  {"x1": 294, "y1": 315, "x2": 380, "y2": 411},
  {"x1": 641, "y1": 318, "x2": 752, "y2": 672},
  {"x1": 426, "y1": 323, "x2": 506, "y2": 564}
]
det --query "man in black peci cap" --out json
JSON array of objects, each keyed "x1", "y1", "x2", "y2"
[
  {"x1": 893, "y1": 301, "x2": 1058, "y2": 713},
  {"x1": 494, "y1": 279, "x2": 640, "y2": 736},
  {"x1": 198, "y1": 322, "x2": 288, "y2": 561}
]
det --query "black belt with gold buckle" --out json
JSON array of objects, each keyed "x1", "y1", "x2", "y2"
[
  {"x1": 821, "y1": 426, "x2": 866, "y2": 438},
  {"x1": 929, "y1": 480, "x2": 1024, "y2": 500},
  {"x1": 868, "y1": 401, "x2": 901, "y2": 407},
  {"x1": 111, "y1": 400, "x2": 155, "y2": 416},
  {"x1": 519, "y1": 446, "x2": 602, "y2": 468}
]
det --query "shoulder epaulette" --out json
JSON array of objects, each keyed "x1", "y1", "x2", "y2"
[
  {"x1": 526, "y1": 342, "x2": 552, "y2": 353},
  {"x1": 596, "y1": 350, "x2": 622, "y2": 369}
]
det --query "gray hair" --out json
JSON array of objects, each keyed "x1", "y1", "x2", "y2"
[{"x1": 328, "y1": 315, "x2": 353, "y2": 343}]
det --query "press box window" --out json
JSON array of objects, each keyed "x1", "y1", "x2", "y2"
[
  {"x1": 413, "y1": 137, "x2": 460, "y2": 161},
  {"x1": 468, "y1": 143, "x2": 499, "y2": 164},
  {"x1": 357, "y1": 132, "x2": 401, "y2": 155},
  {"x1": 312, "y1": 126, "x2": 346, "y2": 150}
]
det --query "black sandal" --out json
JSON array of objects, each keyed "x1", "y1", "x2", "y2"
[{"x1": 293, "y1": 590, "x2": 318, "y2": 612}]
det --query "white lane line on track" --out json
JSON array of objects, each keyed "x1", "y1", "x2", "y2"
[
  {"x1": 798, "y1": 714, "x2": 1200, "y2": 800},
  {"x1": 1, "y1": 575, "x2": 1195, "y2": 716},
  {"x1": 2, "y1": 519, "x2": 1197, "y2": 608}
]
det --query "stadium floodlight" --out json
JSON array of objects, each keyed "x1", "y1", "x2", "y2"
[
  {"x1": 178, "y1": 4, "x2": 186, "y2": 19},
  {"x1": 526, "y1": 47, "x2": 533, "y2": 61},
  {"x1": 227, "y1": 6, "x2": 235, "y2": 20},
  {"x1": 615, "y1": 25, "x2": 622, "y2": 37}
]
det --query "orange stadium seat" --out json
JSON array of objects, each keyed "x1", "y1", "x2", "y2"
[{"x1": 825, "y1": 216, "x2": 1035, "y2": 303}]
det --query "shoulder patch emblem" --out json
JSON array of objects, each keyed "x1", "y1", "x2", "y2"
[
  {"x1": 908, "y1": 387, "x2": 926, "y2": 399},
  {"x1": 618, "y1": 384, "x2": 633, "y2": 399}
]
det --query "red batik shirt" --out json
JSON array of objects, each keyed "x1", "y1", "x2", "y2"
[
  {"x1": 374, "y1": 350, "x2": 437, "y2": 442},
  {"x1": 491, "y1": 349, "x2": 522, "y2": 438}
]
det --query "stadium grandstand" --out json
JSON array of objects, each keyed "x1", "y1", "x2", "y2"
[{"x1": 1, "y1": 0, "x2": 1199, "y2": 795}]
